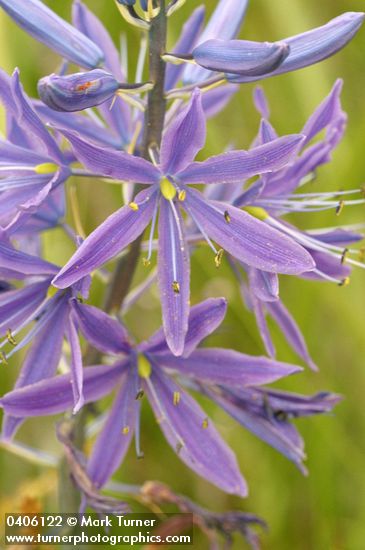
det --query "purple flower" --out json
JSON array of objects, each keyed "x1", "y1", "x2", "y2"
[
  {"x1": 51, "y1": 89, "x2": 314, "y2": 355},
  {"x1": 0, "y1": 298, "x2": 304, "y2": 496},
  {"x1": 0, "y1": 68, "x2": 70, "y2": 227}
]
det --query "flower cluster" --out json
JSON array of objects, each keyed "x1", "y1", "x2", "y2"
[{"x1": 0, "y1": 0, "x2": 364, "y2": 523}]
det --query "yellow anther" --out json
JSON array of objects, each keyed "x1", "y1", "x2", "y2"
[
  {"x1": 173, "y1": 391, "x2": 181, "y2": 406},
  {"x1": 137, "y1": 354, "x2": 152, "y2": 379},
  {"x1": 178, "y1": 190, "x2": 186, "y2": 202},
  {"x1": 160, "y1": 178, "x2": 177, "y2": 201},
  {"x1": 46, "y1": 285, "x2": 58, "y2": 299},
  {"x1": 214, "y1": 249, "x2": 224, "y2": 268},
  {"x1": 202, "y1": 418, "x2": 209, "y2": 429},
  {"x1": 336, "y1": 200, "x2": 345, "y2": 216},
  {"x1": 6, "y1": 329, "x2": 17, "y2": 347},
  {"x1": 142, "y1": 258, "x2": 151, "y2": 267},
  {"x1": 129, "y1": 202, "x2": 139, "y2": 211},
  {"x1": 359, "y1": 247, "x2": 365, "y2": 262},
  {"x1": 243, "y1": 206, "x2": 269, "y2": 221},
  {"x1": 0, "y1": 351, "x2": 8, "y2": 365},
  {"x1": 172, "y1": 281, "x2": 180, "y2": 294},
  {"x1": 122, "y1": 426, "x2": 130, "y2": 435},
  {"x1": 339, "y1": 277, "x2": 350, "y2": 287},
  {"x1": 34, "y1": 162, "x2": 58, "y2": 174},
  {"x1": 224, "y1": 210, "x2": 231, "y2": 223},
  {"x1": 135, "y1": 389, "x2": 144, "y2": 400}
]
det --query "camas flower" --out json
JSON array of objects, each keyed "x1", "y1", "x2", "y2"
[
  {"x1": 51, "y1": 89, "x2": 315, "y2": 355},
  {"x1": 0, "y1": 298, "x2": 305, "y2": 496}
]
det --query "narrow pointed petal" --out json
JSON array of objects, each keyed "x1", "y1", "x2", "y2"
[
  {"x1": 73, "y1": 0, "x2": 125, "y2": 80},
  {"x1": 60, "y1": 130, "x2": 160, "y2": 183},
  {"x1": 0, "y1": 241, "x2": 58, "y2": 276},
  {"x1": 71, "y1": 299, "x2": 131, "y2": 355},
  {"x1": 0, "y1": 0, "x2": 103, "y2": 69},
  {"x1": 2, "y1": 297, "x2": 69, "y2": 438},
  {"x1": 229, "y1": 12, "x2": 365, "y2": 82},
  {"x1": 38, "y1": 70, "x2": 120, "y2": 112},
  {"x1": 34, "y1": 100, "x2": 124, "y2": 149},
  {"x1": 155, "y1": 348, "x2": 301, "y2": 387},
  {"x1": 146, "y1": 369, "x2": 247, "y2": 496},
  {"x1": 87, "y1": 371, "x2": 138, "y2": 488},
  {"x1": 248, "y1": 268, "x2": 279, "y2": 302},
  {"x1": 0, "y1": 363, "x2": 125, "y2": 417},
  {"x1": 160, "y1": 89, "x2": 206, "y2": 175},
  {"x1": 11, "y1": 70, "x2": 64, "y2": 164},
  {"x1": 266, "y1": 300, "x2": 318, "y2": 371},
  {"x1": 253, "y1": 86, "x2": 270, "y2": 119},
  {"x1": 165, "y1": 6, "x2": 205, "y2": 90},
  {"x1": 185, "y1": 189, "x2": 315, "y2": 274},
  {"x1": 184, "y1": 0, "x2": 249, "y2": 84},
  {"x1": 158, "y1": 199, "x2": 190, "y2": 356},
  {"x1": 143, "y1": 298, "x2": 227, "y2": 357},
  {"x1": 178, "y1": 135, "x2": 304, "y2": 184},
  {"x1": 0, "y1": 280, "x2": 49, "y2": 336},
  {"x1": 53, "y1": 188, "x2": 157, "y2": 288},
  {"x1": 301, "y1": 79, "x2": 344, "y2": 145},
  {"x1": 66, "y1": 315, "x2": 84, "y2": 414},
  {"x1": 193, "y1": 40, "x2": 289, "y2": 76},
  {"x1": 301, "y1": 250, "x2": 350, "y2": 281},
  {"x1": 251, "y1": 294, "x2": 276, "y2": 358}
]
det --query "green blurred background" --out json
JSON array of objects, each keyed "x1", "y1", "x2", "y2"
[{"x1": 0, "y1": 1, "x2": 365, "y2": 549}]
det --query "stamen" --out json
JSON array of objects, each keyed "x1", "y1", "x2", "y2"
[
  {"x1": 127, "y1": 120, "x2": 142, "y2": 154},
  {"x1": 185, "y1": 205, "x2": 218, "y2": 255},
  {"x1": 0, "y1": 351, "x2": 8, "y2": 365},
  {"x1": 137, "y1": 354, "x2": 152, "y2": 379},
  {"x1": 144, "y1": 198, "x2": 158, "y2": 265},
  {"x1": 224, "y1": 210, "x2": 231, "y2": 223},
  {"x1": 6, "y1": 329, "x2": 17, "y2": 346},
  {"x1": 122, "y1": 426, "x2": 130, "y2": 435},
  {"x1": 160, "y1": 178, "x2": 177, "y2": 201},
  {"x1": 202, "y1": 418, "x2": 209, "y2": 429},
  {"x1": 172, "y1": 281, "x2": 180, "y2": 294},
  {"x1": 135, "y1": 389, "x2": 144, "y2": 400},
  {"x1": 178, "y1": 190, "x2": 186, "y2": 202},
  {"x1": 336, "y1": 200, "x2": 345, "y2": 216},
  {"x1": 341, "y1": 248, "x2": 349, "y2": 264},
  {"x1": 69, "y1": 183, "x2": 86, "y2": 239},
  {"x1": 142, "y1": 258, "x2": 151, "y2": 267},
  {"x1": 173, "y1": 391, "x2": 181, "y2": 406},
  {"x1": 128, "y1": 202, "x2": 139, "y2": 211},
  {"x1": 214, "y1": 249, "x2": 224, "y2": 268},
  {"x1": 134, "y1": 402, "x2": 144, "y2": 459},
  {"x1": 338, "y1": 277, "x2": 350, "y2": 287}
]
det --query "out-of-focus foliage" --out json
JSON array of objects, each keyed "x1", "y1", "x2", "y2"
[{"x1": 0, "y1": 1, "x2": 364, "y2": 549}]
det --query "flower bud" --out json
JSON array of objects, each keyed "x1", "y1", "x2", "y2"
[{"x1": 38, "y1": 70, "x2": 120, "y2": 112}]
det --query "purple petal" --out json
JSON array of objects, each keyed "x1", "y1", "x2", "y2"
[
  {"x1": 38, "y1": 70, "x2": 120, "y2": 112},
  {"x1": 87, "y1": 371, "x2": 138, "y2": 488},
  {"x1": 71, "y1": 299, "x2": 131, "y2": 355},
  {"x1": 146, "y1": 369, "x2": 247, "y2": 496},
  {"x1": 0, "y1": 280, "x2": 49, "y2": 336},
  {"x1": 0, "y1": 0, "x2": 103, "y2": 69},
  {"x1": 141, "y1": 297, "x2": 227, "y2": 357},
  {"x1": 248, "y1": 268, "x2": 279, "y2": 302},
  {"x1": 253, "y1": 86, "x2": 270, "y2": 119},
  {"x1": 185, "y1": 189, "x2": 315, "y2": 274},
  {"x1": 53, "y1": 188, "x2": 156, "y2": 288},
  {"x1": 160, "y1": 89, "x2": 206, "y2": 175},
  {"x1": 0, "y1": 139, "x2": 50, "y2": 172},
  {"x1": 165, "y1": 6, "x2": 205, "y2": 90},
  {"x1": 0, "y1": 362, "x2": 125, "y2": 417},
  {"x1": 251, "y1": 294, "x2": 276, "y2": 358},
  {"x1": 66, "y1": 314, "x2": 85, "y2": 414},
  {"x1": 193, "y1": 39, "x2": 289, "y2": 76},
  {"x1": 60, "y1": 130, "x2": 159, "y2": 183},
  {"x1": 34, "y1": 100, "x2": 124, "y2": 149},
  {"x1": 301, "y1": 250, "x2": 350, "y2": 281},
  {"x1": 155, "y1": 348, "x2": 301, "y2": 387},
  {"x1": 73, "y1": 0, "x2": 125, "y2": 80},
  {"x1": 158, "y1": 199, "x2": 190, "y2": 356},
  {"x1": 229, "y1": 12, "x2": 365, "y2": 82},
  {"x1": 0, "y1": 241, "x2": 58, "y2": 276},
  {"x1": 178, "y1": 135, "x2": 304, "y2": 184},
  {"x1": 266, "y1": 300, "x2": 318, "y2": 371},
  {"x1": 184, "y1": 0, "x2": 249, "y2": 84}
]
